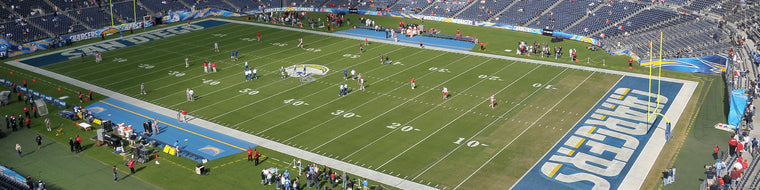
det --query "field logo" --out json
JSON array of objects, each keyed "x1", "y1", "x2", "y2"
[
  {"x1": 88, "y1": 107, "x2": 105, "y2": 114},
  {"x1": 198, "y1": 145, "x2": 224, "y2": 156},
  {"x1": 285, "y1": 64, "x2": 329, "y2": 82}
]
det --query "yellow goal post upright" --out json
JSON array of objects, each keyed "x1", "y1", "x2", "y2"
[{"x1": 648, "y1": 31, "x2": 672, "y2": 140}]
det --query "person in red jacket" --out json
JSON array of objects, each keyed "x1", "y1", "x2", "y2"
[
  {"x1": 128, "y1": 159, "x2": 136, "y2": 174},
  {"x1": 25, "y1": 117, "x2": 31, "y2": 128},
  {"x1": 247, "y1": 147, "x2": 253, "y2": 162},
  {"x1": 23, "y1": 107, "x2": 29, "y2": 118},
  {"x1": 729, "y1": 137, "x2": 738, "y2": 156},
  {"x1": 253, "y1": 149, "x2": 260, "y2": 166},
  {"x1": 88, "y1": 90, "x2": 93, "y2": 101}
]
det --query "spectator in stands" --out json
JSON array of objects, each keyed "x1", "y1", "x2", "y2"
[{"x1": 729, "y1": 136, "x2": 738, "y2": 156}]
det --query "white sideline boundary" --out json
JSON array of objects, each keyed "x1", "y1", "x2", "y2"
[{"x1": 7, "y1": 17, "x2": 699, "y2": 190}]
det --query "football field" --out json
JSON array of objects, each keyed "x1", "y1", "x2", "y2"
[{"x1": 18, "y1": 19, "x2": 692, "y2": 189}]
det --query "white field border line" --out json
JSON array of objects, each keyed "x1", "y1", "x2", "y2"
[
  {"x1": 16, "y1": 18, "x2": 218, "y2": 62},
  {"x1": 411, "y1": 68, "x2": 578, "y2": 180},
  {"x1": 210, "y1": 18, "x2": 697, "y2": 86},
  {"x1": 377, "y1": 65, "x2": 562, "y2": 170},
  {"x1": 342, "y1": 58, "x2": 511, "y2": 159},
  {"x1": 207, "y1": 41, "x2": 396, "y2": 121},
  {"x1": 93, "y1": 27, "x2": 291, "y2": 86},
  {"x1": 49, "y1": 24, "x2": 277, "y2": 76},
  {"x1": 233, "y1": 47, "x2": 421, "y2": 128},
  {"x1": 309, "y1": 54, "x2": 481, "y2": 151},
  {"x1": 127, "y1": 30, "x2": 317, "y2": 94},
  {"x1": 0, "y1": 65, "x2": 81, "y2": 93},
  {"x1": 509, "y1": 75, "x2": 624, "y2": 189},
  {"x1": 171, "y1": 38, "x2": 365, "y2": 110},
  {"x1": 287, "y1": 54, "x2": 478, "y2": 144},
  {"x1": 146, "y1": 36, "x2": 346, "y2": 103},
  {"x1": 455, "y1": 72, "x2": 596, "y2": 190},
  {"x1": 258, "y1": 51, "x2": 454, "y2": 136}
]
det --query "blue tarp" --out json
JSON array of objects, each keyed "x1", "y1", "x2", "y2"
[{"x1": 728, "y1": 89, "x2": 749, "y2": 126}]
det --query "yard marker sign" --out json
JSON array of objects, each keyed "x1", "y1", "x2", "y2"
[{"x1": 513, "y1": 76, "x2": 683, "y2": 190}]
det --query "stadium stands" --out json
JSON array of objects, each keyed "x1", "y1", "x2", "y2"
[
  {"x1": 355, "y1": 0, "x2": 397, "y2": 11},
  {"x1": 181, "y1": 0, "x2": 237, "y2": 11},
  {"x1": 455, "y1": 0, "x2": 514, "y2": 22},
  {"x1": 0, "y1": 0, "x2": 747, "y2": 61},
  {"x1": 421, "y1": 1, "x2": 470, "y2": 18},
  {"x1": 392, "y1": 0, "x2": 431, "y2": 14}
]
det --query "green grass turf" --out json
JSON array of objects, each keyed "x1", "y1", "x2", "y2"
[
  {"x1": 37, "y1": 19, "x2": 625, "y2": 189},
  {"x1": 2, "y1": 13, "x2": 718, "y2": 190},
  {"x1": 0, "y1": 65, "x2": 393, "y2": 190}
]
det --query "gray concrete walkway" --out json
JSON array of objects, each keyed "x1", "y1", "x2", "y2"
[{"x1": 7, "y1": 18, "x2": 700, "y2": 190}]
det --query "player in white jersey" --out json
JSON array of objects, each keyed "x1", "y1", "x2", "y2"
[
  {"x1": 185, "y1": 57, "x2": 189, "y2": 68},
  {"x1": 442, "y1": 86, "x2": 448, "y2": 99},
  {"x1": 350, "y1": 69, "x2": 356, "y2": 80},
  {"x1": 489, "y1": 94, "x2": 495, "y2": 109},
  {"x1": 298, "y1": 38, "x2": 303, "y2": 48},
  {"x1": 214, "y1": 42, "x2": 219, "y2": 52},
  {"x1": 253, "y1": 68, "x2": 258, "y2": 79},
  {"x1": 280, "y1": 66, "x2": 286, "y2": 78}
]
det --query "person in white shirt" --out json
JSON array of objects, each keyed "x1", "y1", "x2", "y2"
[
  {"x1": 489, "y1": 94, "x2": 495, "y2": 109},
  {"x1": 214, "y1": 42, "x2": 219, "y2": 52},
  {"x1": 185, "y1": 57, "x2": 189, "y2": 68}
]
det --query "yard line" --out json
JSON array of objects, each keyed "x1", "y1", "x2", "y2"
[
  {"x1": 45, "y1": 23, "x2": 243, "y2": 72},
  {"x1": 410, "y1": 69, "x2": 580, "y2": 180},
  {"x1": 341, "y1": 58, "x2": 509, "y2": 159},
  {"x1": 207, "y1": 41, "x2": 395, "y2": 121},
  {"x1": 274, "y1": 50, "x2": 450, "y2": 140},
  {"x1": 256, "y1": 49, "x2": 445, "y2": 135},
  {"x1": 375, "y1": 65, "x2": 562, "y2": 169},
  {"x1": 231, "y1": 47, "x2": 418, "y2": 128},
  {"x1": 309, "y1": 54, "x2": 481, "y2": 150},
  {"x1": 172, "y1": 38, "x2": 362, "y2": 110},
  {"x1": 58, "y1": 24, "x2": 266, "y2": 77},
  {"x1": 453, "y1": 72, "x2": 595, "y2": 190},
  {"x1": 148, "y1": 36, "x2": 345, "y2": 104},
  {"x1": 122, "y1": 29, "x2": 310, "y2": 93}
]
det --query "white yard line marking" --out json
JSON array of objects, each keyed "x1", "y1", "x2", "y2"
[
  {"x1": 453, "y1": 72, "x2": 595, "y2": 190},
  {"x1": 233, "y1": 47, "x2": 418, "y2": 128},
  {"x1": 201, "y1": 41, "x2": 384, "y2": 118},
  {"x1": 259, "y1": 51, "x2": 451, "y2": 136},
  {"x1": 411, "y1": 69, "x2": 588, "y2": 180},
  {"x1": 341, "y1": 58, "x2": 509, "y2": 159},
  {"x1": 62, "y1": 25, "x2": 278, "y2": 79},
  {"x1": 310, "y1": 54, "x2": 481, "y2": 150},
  {"x1": 173, "y1": 38, "x2": 362, "y2": 110},
  {"x1": 376, "y1": 65, "x2": 562, "y2": 169}
]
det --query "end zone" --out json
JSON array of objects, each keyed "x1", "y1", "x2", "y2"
[{"x1": 513, "y1": 76, "x2": 697, "y2": 190}]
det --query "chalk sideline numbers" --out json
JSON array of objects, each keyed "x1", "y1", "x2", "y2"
[
  {"x1": 283, "y1": 99, "x2": 309, "y2": 106},
  {"x1": 239, "y1": 88, "x2": 259, "y2": 95},
  {"x1": 201, "y1": 79, "x2": 221, "y2": 85},
  {"x1": 241, "y1": 38, "x2": 256, "y2": 42},
  {"x1": 478, "y1": 75, "x2": 504, "y2": 81},
  {"x1": 138, "y1": 64, "x2": 154, "y2": 69},
  {"x1": 331, "y1": 110, "x2": 361, "y2": 118},
  {"x1": 453, "y1": 137, "x2": 488, "y2": 147},
  {"x1": 429, "y1": 67, "x2": 451, "y2": 73},
  {"x1": 386, "y1": 123, "x2": 420, "y2": 132},
  {"x1": 213, "y1": 34, "x2": 227, "y2": 37},
  {"x1": 112, "y1": 58, "x2": 127, "y2": 63},
  {"x1": 532, "y1": 83, "x2": 557, "y2": 90},
  {"x1": 168, "y1": 71, "x2": 185, "y2": 77},
  {"x1": 271, "y1": 42, "x2": 288, "y2": 47},
  {"x1": 343, "y1": 54, "x2": 360, "y2": 59},
  {"x1": 304, "y1": 48, "x2": 322, "y2": 52}
]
